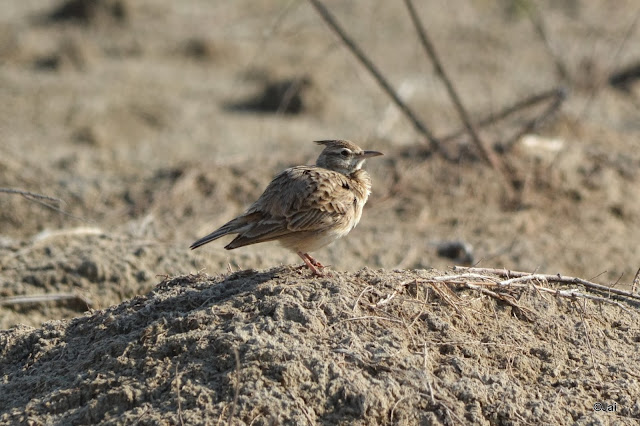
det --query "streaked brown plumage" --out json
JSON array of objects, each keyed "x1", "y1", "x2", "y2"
[{"x1": 190, "y1": 139, "x2": 382, "y2": 275}]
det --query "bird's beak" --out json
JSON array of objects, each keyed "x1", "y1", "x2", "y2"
[{"x1": 361, "y1": 150, "x2": 383, "y2": 158}]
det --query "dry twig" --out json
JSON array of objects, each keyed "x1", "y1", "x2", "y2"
[
  {"x1": 352, "y1": 285, "x2": 375, "y2": 313},
  {"x1": 577, "y1": 299, "x2": 603, "y2": 381},
  {"x1": 397, "y1": 269, "x2": 637, "y2": 323},
  {"x1": 0, "y1": 188, "x2": 62, "y2": 204},
  {"x1": 0, "y1": 293, "x2": 92, "y2": 309},
  {"x1": 175, "y1": 362, "x2": 185, "y2": 426},
  {"x1": 0, "y1": 187, "x2": 85, "y2": 221},
  {"x1": 228, "y1": 347, "x2": 241, "y2": 426},
  {"x1": 0, "y1": 187, "x2": 68, "y2": 214},
  {"x1": 440, "y1": 87, "x2": 566, "y2": 144},
  {"x1": 390, "y1": 396, "x2": 411, "y2": 423},
  {"x1": 306, "y1": 0, "x2": 442, "y2": 153},
  {"x1": 632, "y1": 268, "x2": 640, "y2": 295},
  {"x1": 403, "y1": 0, "x2": 516, "y2": 198},
  {"x1": 522, "y1": 3, "x2": 570, "y2": 81},
  {"x1": 463, "y1": 282, "x2": 536, "y2": 322},
  {"x1": 453, "y1": 266, "x2": 640, "y2": 302},
  {"x1": 500, "y1": 88, "x2": 566, "y2": 152},
  {"x1": 307, "y1": 0, "x2": 570, "y2": 206},
  {"x1": 422, "y1": 342, "x2": 436, "y2": 405},
  {"x1": 581, "y1": 6, "x2": 640, "y2": 115},
  {"x1": 343, "y1": 315, "x2": 404, "y2": 325}
]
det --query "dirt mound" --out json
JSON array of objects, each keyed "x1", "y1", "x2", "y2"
[
  {"x1": 2, "y1": 268, "x2": 638, "y2": 424},
  {"x1": 3, "y1": 0, "x2": 640, "y2": 423},
  {"x1": 0, "y1": 228, "x2": 195, "y2": 330}
]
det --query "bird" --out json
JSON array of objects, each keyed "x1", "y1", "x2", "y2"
[{"x1": 190, "y1": 139, "x2": 383, "y2": 275}]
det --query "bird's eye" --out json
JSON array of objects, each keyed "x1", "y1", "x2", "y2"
[{"x1": 340, "y1": 149, "x2": 350, "y2": 157}]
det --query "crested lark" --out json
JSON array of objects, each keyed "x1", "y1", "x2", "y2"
[{"x1": 190, "y1": 139, "x2": 383, "y2": 275}]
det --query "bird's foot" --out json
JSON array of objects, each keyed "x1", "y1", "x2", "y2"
[
  {"x1": 303, "y1": 253, "x2": 325, "y2": 268},
  {"x1": 297, "y1": 252, "x2": 326, "y2": 276}
]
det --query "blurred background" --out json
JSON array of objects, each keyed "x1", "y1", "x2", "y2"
[{"x1": 1, "y1": 0, "x2": 639, "y2": 327}]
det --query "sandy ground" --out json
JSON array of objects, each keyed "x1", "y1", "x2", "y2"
[
  {"x1": 1, "y1": 0, "x2": 640, "y2": 424},
  {"x1": 2, "y1": 268, "x2": 640, "y2": 425}
]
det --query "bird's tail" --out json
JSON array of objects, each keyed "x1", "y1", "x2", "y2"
[
  {"x1": 190, "y1": 230, "x2": 226, "y2": 250},
  {"x1": 189, "y1": 214, "x2": 256, "y2": 250}
]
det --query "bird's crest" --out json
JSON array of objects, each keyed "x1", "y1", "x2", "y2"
[{"x1": 314, "y1": 139, "x2": 361, "y2": 151}]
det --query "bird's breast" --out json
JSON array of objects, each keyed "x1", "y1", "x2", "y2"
[{"x1": 345, "y1": 169, "x2": 372, "y2": 231}]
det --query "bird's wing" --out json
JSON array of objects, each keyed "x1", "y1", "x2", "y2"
[
  {"x1": 224, "y1": 167, "x2": 354, "y2": 249},
  {"x1": 254, "y1": 166, "x2": 354, "y2": 231}
]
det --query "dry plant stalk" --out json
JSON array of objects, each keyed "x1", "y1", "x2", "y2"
[
  {"x1": 0, "y1": 293, "x2": 93, "y2": 309},
  {"x1": 440, "y1": 87, "x2": 566, "y2": 144},
  {"x1": 0, "y1": 187, "x2": 65, "y2": 213},
  {"x1": 174, "y1": 362, "x2": 185, "y2": 426},
  {"x1": 306, "y1": 0, "x2": 441, "y2": 152},
  {"x1": 463, "y1": 282, "x2": 536, "y2": 322},
  {"x1": 228, "y1": 347, "x2": 241, "y2": 426},
  {"x1": 307, "y1": 0, "x2": 570, "y2": 205},
  {"x1": 453, "y1": 266, "x2": 640, "y2": 302},
  {"x1": 0, "y1": 187, "x2": 85, "y2": 221},
  {"x1": 403, "y1": 0, "x2": 516, "y2": 199},
  {"x1": 631, "y1": 268, "x2": 640, "y2": 294},
  {"x1": 0, "y1": 188, "x2": 62, "y2": 203},
  {"x1": 351, "y1": 268, "x2": 635, "y2": 336}
]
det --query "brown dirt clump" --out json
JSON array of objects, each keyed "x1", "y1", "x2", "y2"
[
  {"x1": 2, "y1": 267, "x2": 639, "y2": 424},
  {"x1": 45, "y1": 0, "x2": 128, "y2": 26}
]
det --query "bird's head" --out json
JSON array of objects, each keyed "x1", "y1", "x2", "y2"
[{"x1": 314, "y1": 140, "x2": 383, "y2": 175}]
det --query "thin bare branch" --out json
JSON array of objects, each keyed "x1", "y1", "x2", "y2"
[
  {"x1": 0, "y1": 187, "x2": 86, "y2": 221},
  {"x1": 422, "y1": 342, "x2": 436, "y2": 405},
  {"x1": 175, "y1": 362, "x2": 185, "y2": 426},
  {"x1": 0, "y1": 293, "x2": 92, "y2": 308},
  {"x1": 524, "y1": 4, "x2": 570, "y2": 81},
  {"x1": 632, "y1": 268, "x2": 640, "y2": 294},
  {"x1": 0, "y1": 188, "x2": 63, "y2": 204},
  {"x1": 500, "y1": 89, "x2": 567, "y2": 151},
  {"x1": 577, "y1": 299, "x2": 603, "y2": 381},
  {"x1": 455, "y1": 278, "x2": 631, "y2": 311},
  {"x1": 581, "y1": 5, "x2": 640, "y2": 116},
  {"x1": 464, "y1": 282, "x2": 536, "y2": 322},
  {"x1": 403, "y1": 0, "x2": 516, "y2": 199},
  {"x1": 452, "y1": 266, "x2": 640, "y2": 302},
  {"x1": 306, "y1": 0, "x2": 442, "y2": 153},
  {"x1": 440, "y1": 87, "x2": 566, "y2": 144},
  {"x1": 227, "y1": 347, "x2": 241, "y2": 426}
]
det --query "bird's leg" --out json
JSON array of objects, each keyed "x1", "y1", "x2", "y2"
[
  {"x1": 296, "y1": 251, "x2": 323, "y2": 275},
  {"x1": 303, "y1": 253, "x2": 325, "y2": 268}
]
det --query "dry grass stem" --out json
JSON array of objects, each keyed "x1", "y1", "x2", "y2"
[
  {"x1": 175, "y1": 362, "x2": 184, "y2": 426},
  {"x1": 632, "y1": 268, "x2": 640, "y2": 294},
  {"x1": 440, "y1": 87, "x2": 566, "y2": 145},
  {"x1": 0, "y1": 293, "x2": 93, "y2": 309},
  {"x1": 453, "y1": 266, "x2": 640, "y2": 302},
  {"x1": 0, "y1": 188, "x2": 63, "y2": 205},
  {"x1": 227, "y1": 347, "x2": 241, "y2": 426},
  {"x1": 403, "y1": 0, "x2": 516, "y2": 199},
  {"x1": 306, "y1": 0, "x2": 441, "y2": 152}
]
